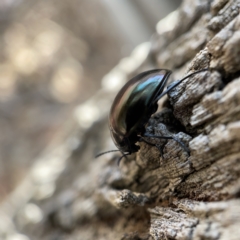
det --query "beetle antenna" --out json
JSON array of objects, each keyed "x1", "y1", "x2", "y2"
[
  {"x1": 95, "y1": 150, "x2": 121, "y2": 158},
  {"x1": 157, "y1": 68, "x2": 210, "y2": 100},
  {"x1": 117, "y1": 152, "x2": 130, "y2": 166}
]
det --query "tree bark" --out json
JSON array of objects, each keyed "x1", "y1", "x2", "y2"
[{"x1": 1, "y1": 0, "x2": 240, "y2": 239}]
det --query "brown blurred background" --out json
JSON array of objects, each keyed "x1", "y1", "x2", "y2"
[{"x1": 0, "y1": 0, "x2": 181, "y2": 200}]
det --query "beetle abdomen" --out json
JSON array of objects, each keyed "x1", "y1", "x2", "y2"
[{"x1": 109, "y1": 69, "x2": 172, "y2": 139}]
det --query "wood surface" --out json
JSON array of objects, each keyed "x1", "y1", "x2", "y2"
[{"x1": 1, "y1": 0, "x2": 240, "y2": 239}]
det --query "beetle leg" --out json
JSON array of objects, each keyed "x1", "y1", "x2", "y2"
[
  {"x1": 156, "y1": 68, "x2": 209, "y2": 101},
  {"x1": 139, "y1": 137, "x2": 164, "y2": 158},
  {"x1": 142, "y1": 133, "x2": 190, "y2": 156}
]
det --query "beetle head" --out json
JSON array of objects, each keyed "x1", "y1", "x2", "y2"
[{"x1": 110, "y1": 129, "x2": 140, "y2": 154}]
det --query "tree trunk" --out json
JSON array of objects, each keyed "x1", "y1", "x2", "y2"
[{"x1": 1, "y1": 0, "x2": 240, "y2": 239}]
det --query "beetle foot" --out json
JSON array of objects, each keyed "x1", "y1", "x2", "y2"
[
  {"x1": 155, "y1": 144, "x2": 165, "y2": 159},
  {"x1": 171, "y1": 136, "x2": 190, "y2": 156},
  {"x1": 140, "y1": 137, "x2": 165, "y2": 158}
]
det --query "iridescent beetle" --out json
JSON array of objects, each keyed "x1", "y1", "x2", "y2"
[{"x1": 97, "y1": 68, "x2": 208, "y2": 163}]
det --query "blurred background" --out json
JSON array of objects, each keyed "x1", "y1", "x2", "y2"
[{"x1": 0, "y1": 0, "x2": 181, "y2": 201}]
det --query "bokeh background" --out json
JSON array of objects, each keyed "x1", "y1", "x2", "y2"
[{"x1": 0, "y1": 0, "x2": 181, "y2": 201}]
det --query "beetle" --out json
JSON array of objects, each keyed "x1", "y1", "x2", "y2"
[{"x1": 96, "y1": 68, "x2": 209, "y2": 163}]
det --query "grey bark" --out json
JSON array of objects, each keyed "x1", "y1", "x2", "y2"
[{"x1": 1, "y1": 0, "x2": 240, "y2": 239}]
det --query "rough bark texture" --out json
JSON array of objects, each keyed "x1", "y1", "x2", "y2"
[{"x1": 1, "y1": 0, "x2": 240, "y2": 239}]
